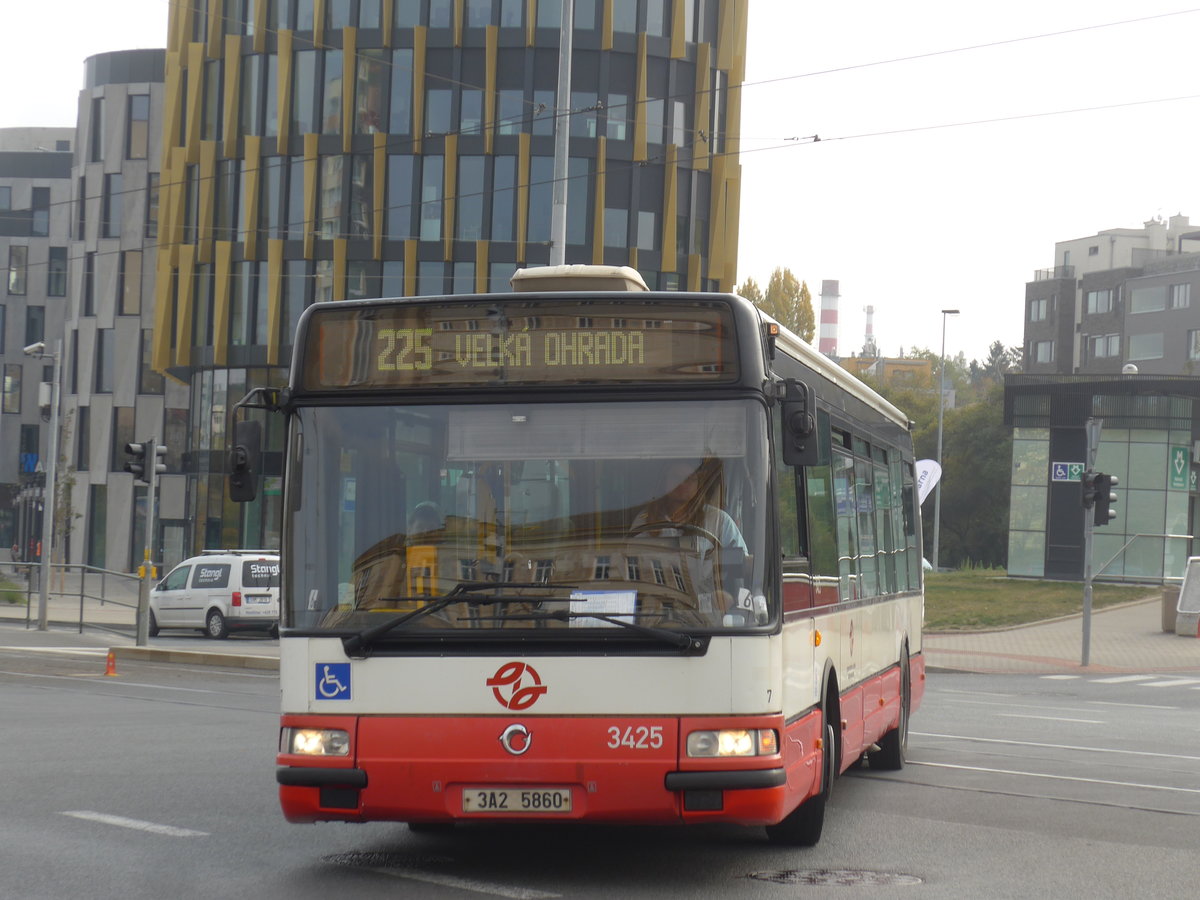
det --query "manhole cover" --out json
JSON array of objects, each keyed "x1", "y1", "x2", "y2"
[{"x1": 748, "y1": 869, "x2": 923, "y2": 887}]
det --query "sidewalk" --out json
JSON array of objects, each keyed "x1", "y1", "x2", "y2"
[{"x1": 924, "y1": 597, "x2": 1200, "y2": 675}]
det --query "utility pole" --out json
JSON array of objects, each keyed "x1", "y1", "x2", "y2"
[
  {"x1": 1081, "y1": 418, "x2": 1102, "y2": 666},
  {"x1": 549, "y1": 0, "x2": 573, "y2": 266},
  {"x1": 126, "y1": 437, "x2": 165, "y2": 646}
]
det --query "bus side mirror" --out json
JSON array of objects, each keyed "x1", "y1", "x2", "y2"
[
  {"x1": 781, "y1": 379, "x2": 818, "y2": 467},
  {"x1": 228, "y1": 420, "x2": 261, "y2": 503}
]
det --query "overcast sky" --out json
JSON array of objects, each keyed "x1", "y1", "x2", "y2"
[{"x1": 4, "y1": 0, "x2": 1199, "y2": 362}]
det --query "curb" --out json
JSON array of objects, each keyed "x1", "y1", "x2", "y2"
[{"x1": 112, "y1": 646, "x2": 279, "y2": 671}]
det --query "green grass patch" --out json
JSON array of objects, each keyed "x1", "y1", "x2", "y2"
[
  {"x1": 0, "y1": 577, "x2": 27, "y2": 606},
  {"x1": 925, "y1": 568, "x2": 1157, "y2": 631}
]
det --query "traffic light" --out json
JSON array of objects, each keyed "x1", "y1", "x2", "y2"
[
  {"x1": 1080, "y1": 470, "x2": 1098, "y2": 509},
  {"x1": 124, "y1": 442, "x2": 146, "y2": 480},
  {"x1": 1094, "y1": 473, "x2": 1119, "y2": 526},
  {"x1": 124, "y1": 441, "x2": 166, "y2": 483}
]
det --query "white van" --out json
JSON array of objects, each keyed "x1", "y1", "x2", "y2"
[{"x1": 149, "y1": 550, "x2": 281, "y2": 639}]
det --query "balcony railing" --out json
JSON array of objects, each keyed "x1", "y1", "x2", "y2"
[{"x1": 1032, "y1": 265, "x2": 1075, "y2": 281}]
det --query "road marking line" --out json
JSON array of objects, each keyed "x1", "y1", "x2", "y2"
[
  {"x1": 1091, "y1": 675, "x2": 1155, "y2": 683},
  {"x1": 0, "y1": 646, "x2": 108, "y2": 656},
  {"x1": 914, "y1": 732, "x2": 1200, "y2": 762},
  {"x1": 996, "y1": 713, "x2": 1104, "y2": 724},
  {"x1": 1039, "y1": 675, "x2": 1080, "y2": 680},
  {"x1": 362, "y1": 867, "x2": 560, "y2": 899},
  {"x1": 61, "y1": 811, "x2": 208, "y2": 837},
  {"x1": 908, "y1": 761, "x2": 1200, "y2": 796},
  {"x1": 1139, "y1": 679, "x2": 1200, "y2": 688},
  {"x1": 1088, "y1": 700, "x2": 1178, "y2": 710}
]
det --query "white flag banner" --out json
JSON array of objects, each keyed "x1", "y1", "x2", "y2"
[{"x1": 915, "y1": 459, "x2": 942, "y2": 506}]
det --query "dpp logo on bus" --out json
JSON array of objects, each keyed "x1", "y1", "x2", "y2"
[
  {"x1": 315, "y1": 663, "x2": 351, "y2": 700},
  {"x1": 487, "y1": 661, "x2": 547, "y2": 710}
]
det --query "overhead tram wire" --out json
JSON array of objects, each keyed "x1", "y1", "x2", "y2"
[{"x1": 14, "y1": 6, "x2": 1200, "y2": 280}]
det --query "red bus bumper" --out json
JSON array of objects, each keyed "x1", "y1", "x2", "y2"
[{"x1": 277, "y1": 712, "x2": 823, "y2": 827}]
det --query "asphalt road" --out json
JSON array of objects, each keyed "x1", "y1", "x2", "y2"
[{"x1": 1, "y1": 642, "x2": 1196, "y2": 900}]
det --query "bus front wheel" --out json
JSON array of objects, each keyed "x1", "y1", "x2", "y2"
[{"x1": 765, "y1": 719, "x2": 836, "y2": 846}]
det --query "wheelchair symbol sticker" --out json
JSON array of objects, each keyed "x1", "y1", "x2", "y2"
[{"x1": 315, "y1": 663, "x2": 351, "y2": 700}]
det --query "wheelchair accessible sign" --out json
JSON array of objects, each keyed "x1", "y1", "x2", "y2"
[
  {"x1": 315, "y1": 663, "x2": 351, "y2": 700},
  {"x1": 1052, "y1": 461, "x2": 1084, "y2": 482}
]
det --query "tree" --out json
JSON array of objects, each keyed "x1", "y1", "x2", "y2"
[{"x1": 740, "y1": 268, "x2": 815, "y2": 341}]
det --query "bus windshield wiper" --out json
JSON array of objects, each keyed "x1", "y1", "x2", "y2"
[
  {"x1": 495, "y1": 609, "x2": 704, "y2": 652},
  {"x1": 341, "y1": 582, "x2": 575, "y2": 657}
]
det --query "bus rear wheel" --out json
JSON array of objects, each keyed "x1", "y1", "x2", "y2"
[
  {"x1": 765, "y1": 719, "x2": 836, "y2": 846},
  {"x1": 872, "y1": 647, "x2": 910, "y2": 770}
]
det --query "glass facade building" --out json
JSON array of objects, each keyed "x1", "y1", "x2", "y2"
[{"x1": 154, "y1": 0, "x2": 748, "y2": 554}]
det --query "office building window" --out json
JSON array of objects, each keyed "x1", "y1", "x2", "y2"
[
  {"x1": 120, "y1": 250, "x2": 143, "y2": 315},
  {"x1": 7, "y1": 246, "x2": 27, "y2": 295},
  {"x1": 127, "y1": 94, "x2": 150, "y2": 159},
  {"x1": 24, "y1": 306, "x2": 44, "y2": 347},
  {"x1": 140, "y1": 330, "x2": 164, "y2": 394},
  {"x1": 1031, "y1": 341, "x2": 1054, "y2": 364},
  {"x1": 31, "y1": 188, "x2": 49, "y2": 236},
  {"x1": 1029, "y1": 297, "x2": 1048, "y2": 322},
  {"x1": 321, "y1": 50, "x2": 343, "y2": 135},
  {"x1": 1087, "y1": 333, "x2": 1120, "y2": 359},
  {"x1": 1127, "y1": 332, "x2": 1163, "y2": 360},
  {"x1": 1190, "y1": 330, "x2": 1200, "y2": 361},
  {"x1": 3, "y1": 364, "x2": 20, "y2": 414},
  {"x1": 83, "y1": 252, "x2": 95, "y2": 315},
  {"x1": 387, "y1": 154, "x2": 414, "y2": 239},
  {"x1": 47, "y1": 247, "x2": 67, "y2": 296},
  {"x1": 355, "y1": 49, "x2": 389, "y2": 134},
  {"x1": 456, "y1": 156, "x2": 484, "y2": 240},
  {"x1": 102, "y1": 174, "x2": 123, "y2": 238},
  {"x1": 146, "y1": 173, "x2": 160, "y2": 239},
  {"x1": 419, "y1": 156, "x2": 443, "y2": 241},
  {"x1": 90, "y1": 97, "x2": 104, "y2": 162},
  {"x1": 1170, "y1": 283, "x2": 1190, "y2": 309},
  {"x1": 95, "y1": 329, "x2": 115, "y2": 393},
  {"x1": 1129, "y1": 284, "x2": 1166, "y2": 313},
  {"x1": 0, "y1": 186, "x2": 9, "y2": 209},
  {"x1": 1085, "y1": 289, "x2": 1112, "y2": 314},
  {"x1": 389, "y1": 49, "x2": 412, "y2": 135},
  {"x1": 76, "y1": 406, "x2": 90, "y2": 471}
]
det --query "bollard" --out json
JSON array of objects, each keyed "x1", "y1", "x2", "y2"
[{"x1": 104, "y1": 650, "x2": 118, "y2": 677}]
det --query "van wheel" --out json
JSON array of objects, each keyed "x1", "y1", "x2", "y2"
[
  {"x1": 148, "y1": 610, "x2": 160, "y2": 638},
  {"x1": 205, "y1": 609, "x2": 229, "y2": 639},
  {"x1": 873, "y1": 647, "x2": 910, "y2": 770},
  {"x1": 765, "y1": 719, "x2": 835, "y2": 846}
]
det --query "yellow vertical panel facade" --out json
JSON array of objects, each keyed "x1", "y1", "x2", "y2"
[
  {"x1": 453, "y1": 0, "x2": 463, "y2": 44},
  {"x1": 404, "y1": 240, "x2": 417, "y2": 296},
  {"x1": 242, "y1": 135, "x2": 262, "y2": 260},
  {"x1": 706, "y1": 152, "x2": 727, "y2": 282},
  {"x1": 253, "y1": 0, "x2": 268, "y2": 52},
  {"x1": 443, "y1": 134, "x2": 458, "y2": 258},
  {"x1": 633, "y1": 36, "x2": 648, "y2": 162},
  {"x1": 162, "y1": 147, "x2": 187, "y2": 268},
  {"x1": 601, "y1": 0, "x2": 613, "y2": 49},
  {"x1": 687, "y1": 254, "x2": 701, "y2": 291},
  {"x1": 591, "y1": 137, "x2": 606, "y2": 265},
  {"x1": 162, "y1": 52, "x2": 184, "y2": 165},
  {"x1": 175, "y1": 244, "x2": 197, "y2": 366},
  {"x1": 670, "y1": 0, "x2": 686, "y2": 59},
  {"x1": 197, "y1": 140, "x2": 217, "y2": 263},
  {"x1": 206, "y1": 0, "x2": 223, "y2": 57},
  {"x1": 721, "y1": 167, "x2": 742, "y2": 291},
  {"x1": 303, "y1": 134, "x2": 319, "y2": 258},
  {"x1": 185, "y1": 43, "x2": 205, "y2": 165},
  {"x1": 313, "y1": 0, "x2": 327, "y2": 46},
  {"x1": 167, "y1": 0, "x2": 187, "y2": 52},
  {"x1": 212, "y1": 242, "x2": 233, "y2": 365},
  {"x1": 222, "y1": 36, "x2": 242, "y2": 159},
  {"x1": 342, "y1": 28, "x2": 356, "y2": 152},
  {"x1": 526, "y1": 0, "x2": 536, "y2": 46},
  {"x1": 516, "y1": 134, "x2": 530, "y2": 261},
  {"x1": 373, "y1": 133, "x2": 387, "y2": 259},
  {"x1": 276, "y1": 31, "x2": 294, "y2": 147},
  {"x1": 266, "y1": 240, "x2": 285, "y2": 365},
  {"x1": 475, "y1": 241, "x2": 489, "y2": 292},
  {"x1": 484, "y1": 27, "x2": 497, "y2": 155},
  {"x1": 382, "y1": 0, "x2": 394, "y2": 44},
  {"x1": 333, "y1": 240, "x2": 348, "y2": 300},
  {"x1": 692, "y1": 43, "x2": 711, "y2": 172},
  {"x1": 661, "y1": 144, "x2": 677, "y2": 272},
  {"x1": 412, "y1": 29, "x2": 426, "y2": 155},
  {"x1": 151, "y1": 252, "x2": 175, "y2": 373}
]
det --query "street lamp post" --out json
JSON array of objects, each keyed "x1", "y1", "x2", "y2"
[
  {"x1": 932, "y1": 309, "x2": 959, "y2": 572},
  {"x1": 26, "y1": 340, "x2": 61, "y2": 631}
]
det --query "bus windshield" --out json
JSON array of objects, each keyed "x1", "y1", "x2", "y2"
[{"x1": 286, "y1": 399, "x2": 770, "y2": 638}]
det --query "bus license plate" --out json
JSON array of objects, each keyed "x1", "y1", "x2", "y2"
[{"x1": 462, "y1": 787, "x2": 572, "y2": 814}]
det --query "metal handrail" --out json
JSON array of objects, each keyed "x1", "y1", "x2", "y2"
[
  {"x1": 14, "y1": 562, "x2": 140, "y2": 634},
  {"x1": 1095, "y1": 533, "x2": 1193, "y2": 581}
]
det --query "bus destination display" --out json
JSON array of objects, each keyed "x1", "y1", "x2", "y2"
[{"x1": 302, "y1": 299, "x2": 738, "y2": 390}]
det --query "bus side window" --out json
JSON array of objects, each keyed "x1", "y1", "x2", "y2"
[{"x1": 773, "y1": 415, "x2": 804, "y2": 559}]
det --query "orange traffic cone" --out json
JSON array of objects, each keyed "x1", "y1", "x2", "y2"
[{"x1": 105, "y1": 650, "x2": 118, "y2": 677}]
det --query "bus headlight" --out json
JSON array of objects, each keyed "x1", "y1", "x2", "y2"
[
  {"x1": 686, "y1": 728, "x2": 778, "y2": 757},
  {"x1": 282, "y1": 728, "x2": 350, "y2": 756}
]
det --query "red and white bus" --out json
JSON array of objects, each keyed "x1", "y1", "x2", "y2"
[{"x1": 232, "y1": 265, "x2": 924, "y2": 845}]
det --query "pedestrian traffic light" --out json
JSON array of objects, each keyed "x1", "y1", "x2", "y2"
[
  {"x1": 1094, "y1": 473, "x2": 1119, "y2": 526},
  {"x1": 124, "y1": 442, "x2": 146, "y2": 480},
  {"x1": 1081, "y1": 470, "x2": 1098, "y2": 509}
]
